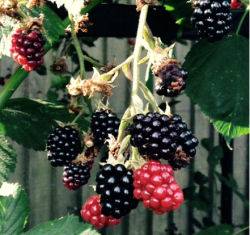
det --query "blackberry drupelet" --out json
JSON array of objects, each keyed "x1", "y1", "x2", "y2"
[
  {"x1": 91, "y1": 109, "x2": 120, "y2": 147},
  {"x1": 154, "y1": 60, "x2": 188, "y2": 97},
  {"x1": 46, "y1": 126, "x2": 82, "y2": 167},
  {"x1": 191, "y1": 0, "x2": 232, "y2": 41},
  {"x1": 63, "y1": 162, "x2": 92, "y2": 190},
  {"x1": 129, "y1": 112, "x2": 199, "y2": 169},
  {"x1": 11, "y1": 28, "x2": 45, "y2": 71},
  {"x1": 96, "y1": 164, "x2": 139, "y2": 219}
]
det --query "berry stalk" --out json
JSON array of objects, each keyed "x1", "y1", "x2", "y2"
[
  {"x1": 236, "y1": 7, "x2": 249, "y2": 35},
  {"x1": 131, "y1": 5, "x2": 149, "y2": 103}
]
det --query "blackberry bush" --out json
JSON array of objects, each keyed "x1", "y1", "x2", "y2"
[
  {"x1": 46, "y1": 125, "x2": 82, "y2": 167},
  {"x1": 153, "y1": 59, "x2": 188, "y2": 97},
  {"x1": 96, "y1": 164, "x2": 139, "y2": 219},
  {"x1": 91, "y1": 109, "x2": 120, "y2": 147},
  {"x1": 129, "y1": 112, "x2": 199, "y2": 169},
  {"x1": 191, "y1": 0, "x2": 232, "y2": 41},
  {"x1": 63, "y1": 161, "x2": 92, "y2": 190},
  {"x1": 11, "y1": 28, "x2": 45, "y2": 71}
]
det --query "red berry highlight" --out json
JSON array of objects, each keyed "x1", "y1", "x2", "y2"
[
  {"x1": 133, "y1": 161, "x2": 184, "y2": 214},
  {"x1": 81, "y1": 195, "x2": 120, "y2": 229},
  {"x1": 10, "y1": 28, "x2": 45, "y2": 71}
]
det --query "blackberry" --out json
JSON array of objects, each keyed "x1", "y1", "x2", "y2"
[
  {"x1": 191, "y1": 0, "x2": 232, "y2": 41},
  {"x1": 129, "y1": 112, "x2": 199, "y2": 169},
  {"x1": 96, "y1": 164, "x2": 139, "y2": 219},
  {"x1": 91, "y1": 109, "x2": 120, "y2": 147},
  {"x1": 11, "y1": 28, "x2": 45, "y2": 71},
  {"x1": 63, "y1": 162, "x2": 92, "y2": 190},
  {"x1": 46, "y1": 126, "x2": 82, "y2": 167},
  {"x1": 154, "y1": 59, "x2": 188, "y2": 97}
]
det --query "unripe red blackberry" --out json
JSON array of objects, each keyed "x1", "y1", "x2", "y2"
[
  {"x1": 46, "y1": 126, "x2": 82, "y2": 167},
  {"x1": 133, "y1": 160, "x2": 184, "y2": 214},
  {"x1": 191, "y1": 0, "x2": 232, "y2": 41},
  {"x1": 91, "y1": 109, "x2": 120, "y2": 147},
  {"x1": 153, "y1": 59, "x2": 188, "y2": 97},
  {"x1": 96, "y1": 164, "x2": 139, "y2": 219},
  {"x1": 129, "y1": 112, "x2": 199, "y2": 169},
  {"x1": 63, "y1": 161, "x2": 92, "y2": 190},
  {"x1": 10, "y1": 28, "x2": 45, "y2": 71},
  {"x1": 81, "y1": 195, "x2": 121, "y2": 229}
]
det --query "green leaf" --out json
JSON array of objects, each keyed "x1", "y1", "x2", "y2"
[
  {"x1": 212, "y1": 120, "x2": 249, "y2": 139},
  {"x1": 0, "y1": 98, "x2": 89, "y2": 150},
  {"x1": 184, "y1": 35, "x2": 249, "y2": 138},
  {"x1": 23, "y1": 215, "x2": 100, "y2": 235},
  {"x1": 195, "y1": 224, "x2": 234, "y2": 235},
  {"x1": 21, "y1": 5, "x2": 65, "y2": 45},
  {"x1": 0, "y1": 135, "x2": 17, "y2": 183},
  {"x1": 0, "y1": 183, "x2": 29, "y2": 235},
  {"x1": 207, "y1": 146, "x2": 223, "y2": 168}
]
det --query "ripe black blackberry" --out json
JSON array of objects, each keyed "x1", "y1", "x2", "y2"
[
  {"x1": 153, "y1": 59, "x2": 188, "y2": 97},
  {"x1": 63, "y1": 161, "x2": 92, "y2": 190},
  {"x1": 96, "y1": 164, "x2": 139, "y2": 219},
  {"x1": 191, "y1": 0, "x2": 232, "y2": 41},
  {"x1": 129, "y1": 112, "x2": 199, "y2": 169},
  {"x1": 46, "y1": 126, "x2": 82, "y2": 167},
  {"x1": 91, "y1": 109, "x2": 120, "y2": 147}
]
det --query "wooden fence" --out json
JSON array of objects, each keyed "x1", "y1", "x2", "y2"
[{"x1": 1, "y1": 30, "x2": 248, "y2": 235}]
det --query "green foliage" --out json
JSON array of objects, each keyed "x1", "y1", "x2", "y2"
[
  {"x1": 21, "y1": 5, "x2": 65, "y2": 45},
  {"x1": 184, "y1": 35, "x2": 249, "y2": 139},
  {"x1": 0, "y1": 135, "x2": 17, "y2": 183},
  {"x1": 0, "y1": 98, "x2": 89, "y2": 150},
  {"x1": 195, "y1": 224, "x2": 234, "y2": 235},
  {"x1": 23, "y1": 215, "x2": 100, "y2": 235},
  {"x1": 0, "y1": 183, "x2": 29, "y2": 235}
]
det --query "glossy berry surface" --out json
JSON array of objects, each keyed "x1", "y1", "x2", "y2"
[
  {"x1": 191, "y1": 0, "x2": 232, "y2": 41},
  {"x1": 129, "y1": 112, "x2": 199, "y2": 169},
  {"x1": 91, "y1": 109, "x2": 120, "y2": 147},
  {"x1": 81, "y1": 195, "x2": 120, "y2": 229},
  {"x1": 133, "y1": 161, "x2": 184, "y2": 214},
  {"x1": 47, "y1": 126, "x2": 82, "y2": 167},
  {"x1": 96, "y1": 164, "x2": 139, "y2": 219},
  {"x1": 155, "y1": 61, "x2": 188, "y2": 97},
  {"x1": 63, "y1": 162, "x2": 92, "y2": 190},
  {"x1": 11, "y1": 28, "x2": 45, "y2": 71}
]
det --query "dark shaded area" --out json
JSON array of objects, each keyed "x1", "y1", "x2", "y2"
[{"x1": 50, "y1": 3, "x2": 249, "y2": 41}]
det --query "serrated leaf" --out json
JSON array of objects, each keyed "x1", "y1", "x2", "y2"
[
  {"x1": 0, "y1": 135, "x2": 16, "y2": 183},
  {"x1": 0, "y1": 98, "x2": 88, "y2": 150},
  {"x1": 0, "y1": 182, "x2": 29, "y2": 235},
  {"x1": 195, "y1": 224, "x2": 234, "y2": 235},
  {"x1": 184, "y1": 35, "x2": 249, "y2": 138},
  {"x1": 21, "y1": 4, "x2": 65, "y2": 45},
  {"x1": 23, "y1": 215, "x2": 99, "y2": 235},
  {"x1": 212, "y1": 119, "x2": 249, "y2": 139}
]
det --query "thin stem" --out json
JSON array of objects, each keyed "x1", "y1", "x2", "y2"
[
  {"x1": 234, "y1": 226, "x2": 250, "y2": 235},
  {"x1": 72, "y1": 110, "x2": 84, "y2": 124},
  {"x1": 131, "y1": 5, "x2": 149, "y2": 98},
  {"x1": 84, "y1": 55, "x2": 103, "y2": 68},
  {"x1": 0, "y1": 68, "x2": 28, "y2": 109},
  {"x1": 70, "y1": 16, "x2": 87, "y2": 79},
  {"x1": 236, "y1": 8, "x2": 249, "y2": 35}
]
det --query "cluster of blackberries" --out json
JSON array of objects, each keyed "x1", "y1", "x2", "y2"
[
  {"x1": 153, "y1": 59, "x2": 188, "y2": 97},
  {"x1": 47, "y1": 125, "x2": 92, "y2": 190},
  {"x1": 191, "y1": 0, "x2": 232, "y2": 41},
  {"x1": 11, "y1": 28, "x2": 45, "y2": 71},
  {"x1": 91, "y1": 109, "x2": 120, "y2": 147},
  {"x1": 129, "y1": 112, "x2": 199, "y2": 169},
  {"x1": 96, "y1": 164, "x2": 139, "y2": 219}
]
